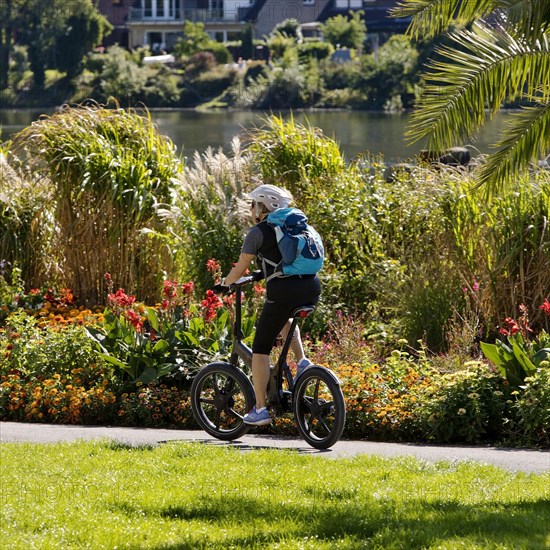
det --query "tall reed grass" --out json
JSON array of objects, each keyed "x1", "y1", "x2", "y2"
[
  {"x1": 2, "y1": 111, "x2": 548, "y2": 350},
  {"x1": 11, "y1": 103, "x2": 182, "y2": 304},
  {"x1": 248, "y1": 116, "x2": 550, "y2": 349},
  {"x1": 444, "y1": 172, "x2": 550, "y2": 332},
  {"x1": 0, "y1": 152, "x2": 55, "y2": 286}
]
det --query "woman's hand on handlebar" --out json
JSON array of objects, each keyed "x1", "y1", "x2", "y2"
[{"x1": 212, "y1": 283, "x2": 232, "y2": 294}]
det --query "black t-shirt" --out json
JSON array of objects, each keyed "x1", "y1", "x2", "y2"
[{"x1": 241, "y1": 220, "x2": 282, "y2": 278}]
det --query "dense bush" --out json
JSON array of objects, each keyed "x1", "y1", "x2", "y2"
[
  {"x1": 2, "y1": 305, "x2": 547, "y2": 447},
  {"x1": 298, "y1": 41, "x2": 334, "y2": 62}
]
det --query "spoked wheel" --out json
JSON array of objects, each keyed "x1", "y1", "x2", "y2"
[
  {"x1": 190, "y1": 362, "x2": 255, "y2": 441},
  {"x1": 293, "y1": 366, "x2": 346, "y2": 449}
]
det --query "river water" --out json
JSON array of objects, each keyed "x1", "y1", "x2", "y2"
[{"x1": 0, "y1": 108, "x2": 503, "y2": 163}]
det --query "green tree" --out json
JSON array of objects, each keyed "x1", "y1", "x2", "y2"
[
  {"x1": 173, "y1": 21, "x2": 212, "y2": 57},
  {"x1": 241, "y1": 23, "x2": 254, "y2": 60},
  {"x1": 320, "y1": 10, "x2": 366, "y2": 50},
  {"x1": 273, "y1": 18, "x2": 303, "y2": 41},
  {"x1": 393, "y1": 0, "x2": 550, "y2": 191},
  {"x1": 358, "y1": 34, "x2": 419, "y2": 109},
  {"x1": 56, "y1": 4, "x2": 112, "y2": 80},
  {"x1": 1, "y1": 0, "x2": 109, "y2": 90},
  {"x1": 0, "y1": 0, "x2": 26, "y2": 89}
]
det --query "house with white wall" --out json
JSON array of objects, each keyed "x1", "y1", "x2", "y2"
[
  {"x1": 126, "y1": 1, "x2": 255, "y2": 50},
  {"x1": 97, "y1": 1, "x2": 408, "y2": 53}
]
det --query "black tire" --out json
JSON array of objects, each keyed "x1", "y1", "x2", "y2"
[
  {"x1": 190, "y1": 362, "x2": 255, "y2": 441},
  {"x1": 293, "y1": 366, "x2": 346, "y2": 449}
]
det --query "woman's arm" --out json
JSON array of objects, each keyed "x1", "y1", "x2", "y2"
[{"x1": 223, "y1": 253, "x2": 255, "y2": 286}]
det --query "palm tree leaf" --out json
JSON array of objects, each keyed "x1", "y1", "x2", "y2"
[
  {"x1": 478, "y1": 103, "x2": 550, "y2": 191},
  {"x1": 406, "y1": 24, "x2": 550, "y2": 149},
  {"x1": 503, "y1": 0, "x2": 550, "y2": 42},
  {"x1": 390, "y1": 0, "x2": 498, "y2": 39}
]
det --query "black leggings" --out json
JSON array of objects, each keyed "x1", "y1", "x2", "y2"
[{"x1": 252, "y1": 275, "x2": 321, "y2": 355}]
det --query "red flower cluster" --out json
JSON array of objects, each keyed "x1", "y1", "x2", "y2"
[
  {"x1": 182, "y1": 281, "x2": 194, "y2": 295},
  {"x1": 160, "y1": 280, "x2": 195, "y2": 311},
  {"x1": 499, "y1": 317, "x2": 521, "y2": 336},
  {"x1": 540, "y1": 299, "x2": 550, "y2": 316},
  {"x1": 107, "y1": 289, "x2": 136, "y2": 309},
  {"x1": 206, "y1": 258, "x2": 222, "y2": 283},
  {"x1": 163, "y1": 280, "x2": 178, "y2": 300},
  {"x1": 206, "y1": 259, "x2": 220, "y2": 273},
  {"x1": 125, "y1": 309, "x2": 143, "y2": 332},
  {"x1": 201, "y1": 289, "x2": 223, "y2": 322},
  {"x1": 498, "y1": 303, "x2": 538, "y2": 338}
]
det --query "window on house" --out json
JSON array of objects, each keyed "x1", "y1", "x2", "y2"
[{"x1": 144, "y1": 0, "x2": 152, "y2": 17}]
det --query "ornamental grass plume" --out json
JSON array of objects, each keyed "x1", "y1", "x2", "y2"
[{"x1": 161, "y1": 137, "x2": 254, "y2": 293}]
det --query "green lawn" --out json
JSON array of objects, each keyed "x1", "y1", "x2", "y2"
[{"x1": 1, "y1": 441, "x2": 548, "y2": 549}]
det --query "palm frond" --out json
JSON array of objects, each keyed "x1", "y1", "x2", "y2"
[
  {"x1": 406, "y1": 24, "x2": 550, "y2": 149},
  {"x1": 390, "y1": 0, "x2": 497, "y2": 39},
  {"x1": 477, "y1": 102, "x2": 550, "y2": 192},
  {"x1": 503, "y1": 0, "x2": 550, "y2": 42}
]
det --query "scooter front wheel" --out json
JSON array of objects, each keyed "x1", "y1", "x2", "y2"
[{"x1": 190, "y1": 362, "x2": 255, "y2": 441}]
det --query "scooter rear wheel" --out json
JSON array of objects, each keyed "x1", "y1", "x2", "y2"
[{"x1": 293, "y1": 366, "x2": 346, "y2": 449}]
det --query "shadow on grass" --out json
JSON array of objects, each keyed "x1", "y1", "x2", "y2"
[
  {"x1": 113, "y1": 491, "x2": 550, "y2": 549},
  {"x1": 194, "y1": 437, "x2": 332, "y2": 455}
]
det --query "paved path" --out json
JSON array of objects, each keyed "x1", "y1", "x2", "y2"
[{"x1": 1, "y1": 422, "x2": 548, "y2": 474}]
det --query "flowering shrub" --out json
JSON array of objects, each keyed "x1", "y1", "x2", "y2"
[
  {"x1": 0, "y1": 312, "x2": 117, "y2": 424},
  {"x1": 1, "y1": 264, "x2": 85, "y2": 326},
  {"x1": 85, "y1": 269, "x2": 253, "y2": 386},
  {"x1": 1, "y1": 311, "x2": 111, "y2": 381},
  {"x1": 333, "y1": 352, "x2": 435, "y2": 441},
  {"x1": 1, "y1": 269, "x2": 548, "y2": 446},
  {"x1": 88, "y1": 276, "x2": 197, "y2": 385},
  {"x1": 414, "y1": 361, "x2": 512, "y2": 443},
  {"x1": 0, "y1": 373, "x2": 117, "y2": 425},
  {"x1": 116, "y1": 384, "x2": 195, "y2": 428}
]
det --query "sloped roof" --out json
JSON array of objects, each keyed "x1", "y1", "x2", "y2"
[{"x1": 319, "y1": 4, "x2": 411, "y2": 33}]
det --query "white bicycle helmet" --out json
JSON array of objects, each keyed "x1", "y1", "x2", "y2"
[{"x1": 248, "y1": 184, "x2": 292, "y2": 212}]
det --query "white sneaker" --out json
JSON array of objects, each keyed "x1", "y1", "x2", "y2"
[{"x1": 295, "y1": 358, "x2": 312, "y2": 381}]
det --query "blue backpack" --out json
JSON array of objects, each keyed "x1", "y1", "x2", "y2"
[{"x1": 263, "y1": 207, "x2": 324, "y2": 281}]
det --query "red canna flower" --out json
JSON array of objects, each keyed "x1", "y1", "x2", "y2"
[
  {"x1": 125, "y1": 310, "x2": 143, "y2": 332},
  {"x1": 201, "y1": 289, "x2": 223, "y2": 322},
  {"x1": 182, "y1": 281, "x2": 195, "y2": 295},
  {"x1": 540, "y1": 299, "x2": 550, "y2": 316},
  {"x1": 206, "y1": 258, "x2": 222, "y2": 284},
  {"x1": 163, "y1": 280, "x2": 178, "y2": 299},
  {"x1": 108, "y1": 288, "x2": 136, "y2": 309},
  {"x1": 206, "y1": 259, "x2": 221, "y2": 273},
  {"x1": 253, "y1": 283, "x2": 265, "y2": 295}
]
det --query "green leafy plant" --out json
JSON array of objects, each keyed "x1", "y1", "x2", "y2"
[
  {"x1": 512, "y1": 366, "x2": 550, "y2": 447},
  {"x1": 481, "y1": 302, "x2": 550, "y2": 387},
  {"x1": 85, "y1": 269, "x2": 255, "y2": 386},
  {"x1": 86, "y1": 277, "x2": 192, "y2": 385}
]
